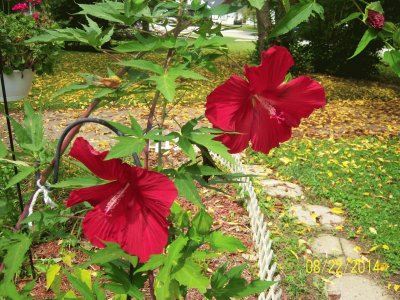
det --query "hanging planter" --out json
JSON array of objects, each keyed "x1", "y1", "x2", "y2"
[{"x1": 0, "y1": 69, "x2": 34, "y2": 101}]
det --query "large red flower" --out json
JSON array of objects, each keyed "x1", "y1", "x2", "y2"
[
  {"x1": 65, "y1": 137, "x2": 177, "y2": 262},
  {"x1": 205, "y1": 46, "x2": 325, "y2": 154}
]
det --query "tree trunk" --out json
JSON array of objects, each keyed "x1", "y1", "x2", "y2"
[{"x1": 256, "y1": 0, "x2": 273, "y2": 58}]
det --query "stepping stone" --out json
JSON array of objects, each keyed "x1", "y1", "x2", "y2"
[
  {"x1": 311, "y1": 234, "x2": 360, "y2": 260},
  {"x1": 242, "y1": 164, "x2": 273, "y2": 176},
  {"x1": 311, "y1": 234, "x2": 343, "y2": 256},
  {"x1": 260, "y1": 179, "x2": 303, "y2": 198},
  {"x1": 326, "y1": 274, "x2": 394, "y2": 300},
  {"x1": 289, "y1": 204, "x2": 344, "y2": 229}
]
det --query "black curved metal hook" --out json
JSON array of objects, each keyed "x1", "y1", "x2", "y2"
[{"x1": 52, "y1": 117, "x2": 141, "y2": 185}]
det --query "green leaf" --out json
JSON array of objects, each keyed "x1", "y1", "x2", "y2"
[
  {"x1": 73, "y1": 268, "x2": 92, "y2": 291},
  {"x1": 176, "y1": 137, "x2": 196, "y2": 162},
  {"x1": 52, "y1": 82, "x2": 91, "y2": 99},
  {"x1": 169, "y1": 66, "x2": 207, "y2": 81},
  {"x1": 2, "y1": 233, "x2": 32, "y2": 283},
  {"x1": 6, "y1": 166, "x2": 35, "y2": 189},
  {"x1": 144, "y1": 130, "x2": 178, "y2": 141},
  {"x1": 51, "y1": 176, "x2": 107, "y2": 188},
  {"x1": 269, "y1": 1, "x2": 324, "y2": 38},
  {"x1": 226, "y1": 279, "x2": 275, "y2": 298},
  {"x1": 118, "y1": 60, "x2": 164, "y2": 75},
  {"x1": 90, "y1": 242, "x2": 138, "y2": 266},
  {"x1": 383, "y1": 50, "x2": 400, "y2": 76},
  {"x1": 336, "y1": 12, "x2": 362, "y2": 27},
  {"x1": 189, "y1": 133, "x2": 235, "y2": 164},
  {"x1": 350, "y1": 28, "x2": 378, "y2": 58},
  {"x1": 207, "y1": 231, "x2": 246, "y2": 252},
  {"x1": 149, "y1": 73, "x2": 177, "y2": 101},
  {"x1": 366, "y1": 1, "x2": 384, "y2": 14},
  {"x1": 174, "y1": 259, "x2": 209, "y2": 293},
  {"x1": 65, "y1": 272, "x2": 95, "y2": 300},
  {"x1": 174, "y1": 172, "x2": 203, "y2": 207},
  {"x1": 248, "y1": 0, "x2": 266, "y2": 10},
  {"x1": 192, "y1": 209, "x2": 213, "y2": 235},
  {"x1": 46, "y1": 264, "x2": 61, "y2": 290},
  {"x1": 393, "y1": 29, "x2": 400, "y2": 47},
  {"x1": 10, "y1": 117, "x2": 31, "y2": 146},
  {"x1": 130, "y1": 115, "x2": 143, "y2": 136},
  {"x1": 106, "y1": 136, "x2": 146, "y2": 160},
  {"x1": 0, "y1": 139, "x2": 7, "y2": 158},
  {"x1": 134, "y1": 254, "x2": 166, "y2": 274},
  {"x1": 106, "y1": 121, "x2": 139, "y2": 136}
]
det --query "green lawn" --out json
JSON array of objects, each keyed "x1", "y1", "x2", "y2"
[{"x1": 248, "y1": 136, "x2": 400, "y2": 270}]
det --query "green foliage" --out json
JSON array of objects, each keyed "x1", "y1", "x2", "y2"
[
  {"x1": 286, "y1": 0, "x2": 382, "y2": 78},
  {"x1": 0, "y1": 12, "x2": 60, "y2": 75},
  {"x1": 269, "y1": 0, "x2": 324, "y2": 39}
]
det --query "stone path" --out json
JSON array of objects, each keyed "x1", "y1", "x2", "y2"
[{"x1": 241, "y1": 163, "x2": 395, "y2": 300}]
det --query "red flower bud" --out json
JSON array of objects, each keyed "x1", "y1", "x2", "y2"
[{"x1": 367, "y1": 10, "x2": 385, "y2": 30}]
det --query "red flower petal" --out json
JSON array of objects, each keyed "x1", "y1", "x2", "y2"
[
  {"x1": 244, "y1": 46, "x2": 294, "y2": 94},
  {"x1": 205, "y1": 75, "x2": 253, "y2": 153},
  {"x1": 268, "y1": 76, "x2": 326, "y2": 127},
  {"x1": 250, "y1": 100, "x2": 292, "y2": 154},
  {"x1": 69, "y1": 137, "x2": 129, "y2": 181},
  {"x1": 65, "y1": 181, "x2": 122, "y2": 207},
  {"x1": 80, "y1": 167, "x2": 177, "y2": 262}
]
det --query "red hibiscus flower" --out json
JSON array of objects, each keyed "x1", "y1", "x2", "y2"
[
  {"x1": 205, "y1": 46, "x2": 325, "y2": 154},
  {"x1": 65, "y1": 137, "x2": 178, "y2": 262}
]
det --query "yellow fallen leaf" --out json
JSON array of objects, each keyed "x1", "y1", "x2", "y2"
[
  {"x1": 311, "y1": 212, "x2": 318, "y2": 222},
  {"x1": 353, "y1": 246, "x2": 362, "y2": 252},
  {"x1": 279, "y1": 157, "x2": 292, "y2": 165},
  {"x1": 382, "y1": 245, "x2": 390, "y2": 250},
  {"x1": 327, "y1": 171, "x2": 333, "y2": 177},
  {"x1": 289, "y1": 250, "x2": 299, "y2": 260},
  {"x1": 330, "y1": 207, "x2": 344, "y2": 215},
  {"x1": 335, "y1": 225, "x2": 344, "y2": 231},
  {"x1": 369, "y1": 227, "x2": 378, "y2": 235},
  {"x1": 394, "y1": 284, "x2": 400, "y2": 292},
  {"x1": 368, "y1": 245, "x2": 380, "y2": 253}
]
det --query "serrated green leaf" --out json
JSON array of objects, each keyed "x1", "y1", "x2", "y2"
[
  {"x1": 52, "y1": 82, "x2": 91, "y2": 99},
  {"x1": 176, "y1": 137, "x2": 196, "y2": 161},
  {"x1": 129, "y1": 115, "x2": 143, "y2": 136},
  {"x1": 65, "y1": 272, "x2": 95, "y2": 300},
  {"x1": 189, "y1": 133, "x2": 235, "y2": 164},
  {"x1": 269, "y1": 2, "x2": 324, "y2": 38},
  {"x1": 169, "y1": 66, "x2": 207, "y2": 81},
  {"x1": 383, "y1": 50, "x2": 400, "y2": 76},
  {"x1": 336, "y1": 12, "x2": 362, "y2": 27},
  {"x1": 192, "y1": 209, "x2": 213, "y2": 235},
  {"x1": 248, "y1": 0, "x2": 266, "y2": 10},
  {"x1": 207, "y1": 231, "x2": 246, "y2": 252},
  {"x1": 6, "y1": 166, "x2": 35, "y2": 189},
  {"x1": 149, "y1": 74, "x2": 177, "y2": 101},
  {"x1": 366, "y1": 1, "x2": 384, "y2": 14},
  {"x1": 228, "y1": 279, "x2": 275, "y2": 298},
  {"x1": 134, "y1": 254, "x2": 166, "y2": 274},
  {"x1": 2, "y1": 233, "x2": 32, "y2": 283},
  {"x1": 174, "y1": 259, "x2": 209, "y2": 293},
  {"x1": 73, "y1": 268, "x2": 92, "y2": 291},
  {"x1": 46, "y1": 264, "x2": 61, "y2": 290},
  {"x1": 118, "y1": 60, "x2": 164, "y2": 75},
  {"x1": 51, "y1": 176, "x2": 108, "y2": 188},
  {"x1": 350, "y1": 28, "x2": 378, "y2": 58},
  {"x1": 174, "y1": 172, "x2": 203, "y2": 207},
  {"x1": 90, "y1": 242, "x2": 138, "y2": 266},
  {"x1": 105, "y1": 136, "x2": 146, "y2": 160},
  {"x1": 0, "y1": 139, "x2": 7, "y2": 158}
]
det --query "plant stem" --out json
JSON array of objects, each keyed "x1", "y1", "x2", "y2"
[{"x1": 148, "y1": 271, "x2": 156, "y2": 300}]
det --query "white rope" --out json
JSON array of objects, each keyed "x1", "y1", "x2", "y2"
[{"x1": 28, "y1": 180, "x2": 57, "y2": 228}]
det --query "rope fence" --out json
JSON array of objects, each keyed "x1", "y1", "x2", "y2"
[{"x1": 210, "y1": 153, "x2": 283, "y2": 300}]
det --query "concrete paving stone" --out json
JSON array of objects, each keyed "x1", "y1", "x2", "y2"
[
  {"x1": 320, "y1": 213, "x2": 345, "y2": 229},
  {"x1": 306, "y1": 204, "x2": 331, "y2": 215},
  {"x1": 326, "y1": 274, "x2": 394, "y2": 300},
  {"x1": 339, "y1": 238, "x2": 361, "y2": 259},
  {"x1": 260, "y1": 179, "x2": 303, "y2": 198},
  {"x1": 289, "y1": 205, "x2": 317, "y2": 226},
  {"x1": 311, "y1": 234, "x2": 343, "y2": 256},
  {"x1": 242, "y1": 164, "x2": 273, "y2": 176}
]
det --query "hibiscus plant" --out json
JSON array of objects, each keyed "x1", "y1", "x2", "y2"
[{"x1": 1, "y1": 0, "x2": 326, "y2": 299}]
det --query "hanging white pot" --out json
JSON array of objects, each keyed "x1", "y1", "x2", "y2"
[{"x1": 0, "y1": 69, "x2": 34, "y2": 102}]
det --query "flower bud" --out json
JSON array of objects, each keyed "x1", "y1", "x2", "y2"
[{"x1": 367, "y1": 10, "x2": 385, "y2": 30}]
